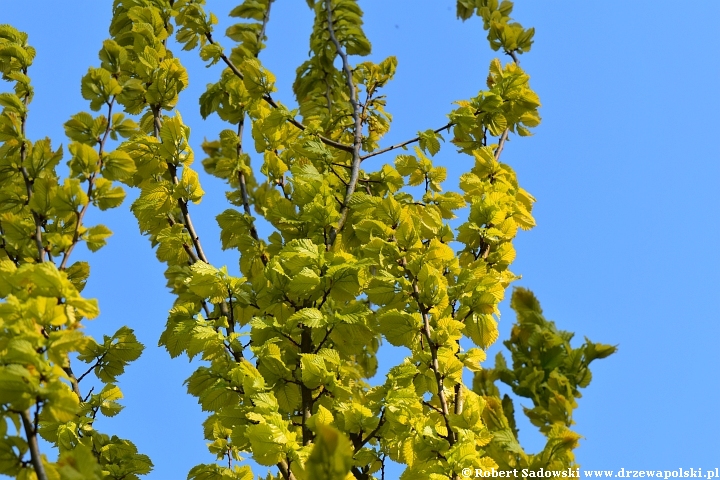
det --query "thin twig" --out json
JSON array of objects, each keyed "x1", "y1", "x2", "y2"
[
  {"x1": 236, "y1": 120, "x2": 263, "y2": 247},
  {"x1": 411, "y1": 278, "x2": 456, "y2": 447},
  {"x1": 494, "y1": 49, "x2": 519, "y2": 161},
  {"x1": 353, "y1": 409, "x2": 385, "y2": 453},
  {"x1": 17, "y1": 74, "x2": 45, "y2": 262},
  {"x1": 360, "y1": 122, "x2": 453, "y2": 162},
  {"x1": 257, "y1": 0, "x2": 274, "y2": 48},
  {"x1": 63, "y1": 365, "x2": 83, "y2": 400},
  {"x1": 60, "y1": 99, "x2": 115, "y2": 270},
  {"x1": 506, "y1": 49, "x2": 520, "y2": 64},
  {"x1": 153, "y1": 109, "x2": 242, "y2": 360},
  {"x1": 325, "y1": 0, "x2": 363, "y2": 247},
  {"x1": 204, "y1": 32, "x2": 353, "y2": 154}
]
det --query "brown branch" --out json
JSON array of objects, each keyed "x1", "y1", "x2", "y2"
[
  {"x1": 277, "y1": 459, "x2": 297, "y2": 480},
  {"x1": 313, "y1": 325, "x2": 335, "y2": 353},
  {"x1": 325, "y1": 0, "x2": 363, "y2": 247},
  {"x1": 20, "y1": 164, "x2": 44, "y2": 262},
  {"x1": 360, "y1": 122, "x2": 454, "y2": 162},
  {"x1": 235, "y1": 119, "x2": 263, "y2": 251},
  {"x1": 257, "y1": 0, "x2": 274, "y2": 48},
  {"x1": 300, "y1": 326, "x2": 314, "y2": 446},
  {"x1": 21, "y1": 409, "x2": 49, "y2": 480},
  {"x1": 494, "y1": 128, "x2": 509, "y2": 161},
  {"x1": 63, "y1": 365, "x2": 83, "y2": 400},
  {"x1": 17, "y1": 78, "x2": 44, "y2": 262},
  {"x1": 204, "y1": 32, "x2": 353, "y2": 154},
  {"x1": 0, "y1": 222, "x2": 19, "y2": 266},
  {"x1": 60, "y1": 99, "x2": 115, "y2": 271},
  {"x1": 153, "y1": 108, "x2": 210, "y2": 266},
  {"x1": 454, "y1": 383, "x2": 465, "y2": 415},
  {"x1": 493, "y1": 50, "x2": 519, "y2": 162},
  {"x1": 353, "y1": 409, "x2": 385, "y2": 453},
  {"x1": 412, "y1": 278, "x2": 456, "y2": 447},
  {"x1": 152, "y1": 109, "x2": 242, "y2": 359}
]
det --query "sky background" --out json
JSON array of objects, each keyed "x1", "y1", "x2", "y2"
[{"x1": 2, "y1": 0, "x2": 720, "y2": 478}]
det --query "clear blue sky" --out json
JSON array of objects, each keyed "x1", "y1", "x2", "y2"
[{"x1": 3, "y1": 1, "x2": 720, "y2": 478}]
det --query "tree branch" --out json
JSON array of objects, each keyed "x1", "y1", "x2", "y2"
[
  {"x1": 235, "y1": 118, "x2": 262, "y2": 247},
  {"x1": 353, "y1": 409, "x2": 385, "y2": 453},
  {"x1": 494, "y1": 128, "x2": 509, "y2": 161},
  {"x1": 152, "y1": 108, "x2": 242, "y2": 359},
  {"x1": 360, "y1": 122, "x2": 453, "y2": 162},
  {"x1": 277, "y1": 459, "x2": 297, "y2": 480},
  {"x1": 63, "y1": 365, "x2": 83, "y2": 400},
  {"x1": 257, "y1": 0, "x2": 274, "y2": 49},
  {"x1": 325, "y1": 0, "x2": 363, "y2": 247},
  {"x1": 411, "y1": 278, "x2": 456, "y2": 448},
  {"x1": 300, "y1": 325, "x2": 314, "y2": 446},
  {"x1": 60, "y1": 98, "x2": 115, "y2": 271},
  {"x1": 21, "y1": 409, "x2": 48, "y2": 480},
  {"x1": 17, "y1": 76, "x2": 45, "y2": 263},
  {"x1": 204, "y1": 32, "x2": 353, "y2": 154}
]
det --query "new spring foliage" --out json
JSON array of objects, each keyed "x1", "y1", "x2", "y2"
[{"x1": 0, "y1": 1, "x2": 615, "y2": 479}]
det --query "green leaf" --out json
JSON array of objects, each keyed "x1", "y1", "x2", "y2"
[
  {"x1": 418, "y1": 129, "x2": 443, "y2": 156},
  {"x1": 103, "y1": 149, "x2": 137, "y2": 181},
  {"x1": 287, "y1": 267, "x2": 320, "y2": 295},
  {"x1": 378, "y1": 310, "x2": 421, "y2": 347},
  {"x1": 288, "y1": 308, "x2": 325, "y2": 328},
  {"x1": 464, "y1": 313, "x2": 499, "y2": 349},
  {"x1": 84, "y1": 224, "x2": 112, "y2": 252},
  {"x1": 301, "y1": 354, "x2": 331, "y2": 390},
  {"x1": 245, "y1": 424, "x2": 287, "y2": 466},
  {"x1": 305, "y1": 425, "x2": 354, "y2": 480}
]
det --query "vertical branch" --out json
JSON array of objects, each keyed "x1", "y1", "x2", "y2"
[
  {"x1": 151, "y1": 107, "x2": 241, "y2": 359},
  {"x1": 236, "y1": 119, "x2": 258, "y2": 243},
  {"x1": 300, "y1": 325, "x2": 314, "y2": 446},
  {"x1": 60, "y1": 99, "x2": 115, "y2": 271},
  {"x1": 408, "y1": 275, "x2": 456, "y2": 447},
  {"x1": 235, "y1": 0, "x2": 273, "y2": 249},
  {"x1": 277, "y1": 459, "x2": 298, "y2": 480},
  {"x1": 21, "y1": 409, "x2": 49, "y2": 480},
  {"x1": 15, "y1": 65, "x2": 50, "y2": 480},
  {"x1": 64, "y1": 365, "x2": 83, "y2": 400},
  {"x1": 17, "y1": 69, "x2": 45, "y2": 263},
  {"x1": 494, "y1": 128, "x2": 509, "y2": 161},
  {"x1": 494, "y1": 53, "x2": 518, "y2": 161},
  {"x1": 325, "y1": 0, "x2": 363, "y2": 248},
  {"x1": 257, "y1": 0, "x2": 274, "y2": 48},
  {"x1": 152, "y1": 108, "x2": 210, "y2": 265}
]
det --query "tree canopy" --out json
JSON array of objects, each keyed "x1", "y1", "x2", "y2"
[{"x1": 0, "y1": 1, "x2": 614, "y2": 479}]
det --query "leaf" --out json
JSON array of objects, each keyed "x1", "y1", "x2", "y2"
[
  {"x1": 84, "y1": 224, "x2": 112, "y2": 252},
  {"x1": 0, "y1": 365, "x2": 38, "y2": 409},
  {"x1": 418, "y1": 129, "x2": 443, "y2": 156},
  {"x1": 378, "y1": 310, "x2": 421, "y2": 347},
  {"x1": 287, "y1": 267, "x2": 320, "y2": 295},
  {"x1": 68, "y1": 142, "x2": 100, "y2": 179},
  {"x1": 178, "y1": 166, "x2": 205, "y2": 203},
  {"x1": 103, "y1": 150, "x2": 137, "y2": 181},
  {"x1": 301, "y1": 354, "x2": 330, "y2": 390},
  {"x1": 305, "y1": 425, "x2": 354, "y2": 480},
  {"x1": 245, "y1": 424, "x2": 286, "y2": 466},
  {"x1": 464, "y1": 313, "x2": 499, "y2": 349},
  {"x1": 288, "y1": 308, "x2": 325, "y2": 328}
]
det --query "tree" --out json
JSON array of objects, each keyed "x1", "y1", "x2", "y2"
[{"x1": 0, "y1": 1, "x2": 616, "y2": 479}]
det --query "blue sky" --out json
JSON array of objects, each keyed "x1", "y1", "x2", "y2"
[{"x1": 3, "y1": 0, "x2": 720, "y2": 478}]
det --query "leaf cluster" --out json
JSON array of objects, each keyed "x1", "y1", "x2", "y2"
[{"x1": 0, "y1": 2, "x2": 615, "y2": 480}]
